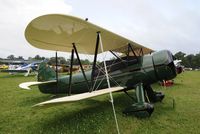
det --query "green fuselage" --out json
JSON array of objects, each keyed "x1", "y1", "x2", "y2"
[{"x1": 38, "y1": 50, "x2": 177, "y2": 94}]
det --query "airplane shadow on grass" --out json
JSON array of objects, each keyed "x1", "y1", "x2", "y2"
[
  {"x1": 32, "y1": 93, "x2": 174, "y2": 132},
  {"x1": 18, "y1": 94, "x2": 53, "y2": 107},
  {"x1": 36, "y1": 94, "x2": 132, "y2": 132},
  {"x1": 18, "y1": 90, "x2": 175, "y2": 133}
]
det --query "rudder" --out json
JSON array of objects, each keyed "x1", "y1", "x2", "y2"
[{"x1": 37, "y1": 62, "x2": 56, "y2": 82}]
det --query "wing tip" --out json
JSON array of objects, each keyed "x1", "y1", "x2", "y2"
[
  {"x1": 32, "y1": 103, "x2": 43, "y2": 107},
  {"x1": 19, "y1": 83, "x2": 31, "y2": 90}
]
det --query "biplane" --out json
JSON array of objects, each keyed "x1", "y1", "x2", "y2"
[
  {"x1": 1, "y1": 62, "x2": 40, "y2": 76},
  {"x1": 19, "y1": 14, "x2": 177, "y2": 116}
]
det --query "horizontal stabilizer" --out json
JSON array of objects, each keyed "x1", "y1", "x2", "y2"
[
  {"x1": 34, "y1": 86, "x2": 124, "y2": 107},
  {"x1": 19, "y1": 80, "x2": 56, "y2": 90}
]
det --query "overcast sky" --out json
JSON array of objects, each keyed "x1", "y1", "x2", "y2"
[{"x1": 0, "y1": 0, "x2": 200, "y2": 59}]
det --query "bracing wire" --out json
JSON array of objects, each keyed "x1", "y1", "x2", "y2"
[
  {"x1": 79, "y1": 47, "x2": 121, "y2": 91},
  {"x1": 94, "y1": 64, "x2": 121, "y2": 88}
]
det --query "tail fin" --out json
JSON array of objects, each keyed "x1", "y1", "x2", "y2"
[{"x1": 38, "y1": 62, "x2": 56, "y2": 82}]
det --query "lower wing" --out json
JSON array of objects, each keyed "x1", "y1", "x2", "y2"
[{"x1": 34, "y1": 86, "x2": 124, "y2": 107}]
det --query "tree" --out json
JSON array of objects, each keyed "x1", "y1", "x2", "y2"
[
  {"x1": 7, "y1": 55, "x2": 15, "y2": 59},
  {"x1": 174, "y1": 51, "x2": 200, "y2": 69},
  {"x1": 34, "y1": 55, "x2": 41, "y2": 60},
  {"x1": 66, "y1": 58, "x2": 92, "y2": 65},
  {"x1": 59, "y1": 57, "x2": 68, "y2": 64},
  {"x1": 28, "y1": 57, "x2": 32, "y2": 60},
  {"x1": 185, "y1": 54, "x2": 194, "y2": 68},
  {"x1": 174, "y1": 51, "x2": 186, "y2": 60},
  {"x1": 82, "y1": 59, "x2": 91, "y2": 65},
  {"x1": 18, "y1": 56, "x2": 24, "y2": 60},
  {"x1": 34, "y1": 55, "x2": 45, "y2": 60},
  {"x1": 48, "y1": 57, "x2": 68, "y2": 65},
  {"x1": 48, "y1": 57, "x2": 56, "y2": 65},
  {"x1": 193, "y1": 53, "x2": 200, "y2": 68}
]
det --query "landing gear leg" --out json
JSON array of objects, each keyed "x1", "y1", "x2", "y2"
[
  {"x1": 144, "y1": 85, "x2": 165, "y2": 103},
  {"x1": 123, "y1": 83, "x2": 154, "y2": 117}
]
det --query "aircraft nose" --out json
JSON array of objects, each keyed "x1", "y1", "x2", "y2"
[{"x1": 152, "y1": 50, "x2": 177, "y2": 81}]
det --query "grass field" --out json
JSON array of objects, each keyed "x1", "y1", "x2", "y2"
[{"x1": 0, "y1": 71, "x2": 200, "y2": 134}]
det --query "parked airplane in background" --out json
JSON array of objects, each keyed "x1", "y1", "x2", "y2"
[
  {"x1": 174, "y1": 60, "x2": 184, "y2": 74},
  {"x1": 1, "y1": 62, "x2": 41, "y2": 76},
  {"x1": 0, "y1": 64, "x2": 9, "y2": 69},
  {"x1": 19, "y1": 14, "x2": 177, "y2": 117}
]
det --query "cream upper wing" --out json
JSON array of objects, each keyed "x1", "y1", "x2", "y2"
[{"x1": 25, "y1": 14, "x2": 153, "y2": 55}]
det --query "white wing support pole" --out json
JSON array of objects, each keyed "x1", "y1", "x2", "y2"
[{"x1": 99, "y1": 33, "x2": 120, "y2": 134}]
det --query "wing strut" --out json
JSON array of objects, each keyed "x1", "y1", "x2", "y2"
[
  {"x1": 91, "y1": 32, "x2": 100, "y2": 92},
  {"x1": 68, "y1": 43, "x2": 90, "y2": 95},
  {"x1": 135, "y1": 48, "x2": 144, "y2": 56},
  {"x1": 109, "y1": 50, "x2": 123, "y2": 61},
  {"x1": 140, "y1": 48, "x2": 144, "y2": 56},
  {"x1": 68, "y1": 48, "x2": 74, "y2": 96},
  {"x1": 99, "y1": 32, "x2": 120, "y2": 134},
  {"x1": 128, "y1": 43, "x2": 139, "y2": 63},
  {"x1": 73, "y1": 43, "x2": 89, "y2": 90},
  {"x1": 55, "y1": 51, "x2": 58, "y2": 94}
]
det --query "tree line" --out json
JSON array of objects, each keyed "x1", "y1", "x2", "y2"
[
  {"x1": 174, "y1": 51, "x2": 200, "y2": 69},
  {"x1": 2, "y1": 54, "x2": 92, "y2": 65},
  {"x1": 2, "y1": 51, "x2": 200, "y2": 68}
]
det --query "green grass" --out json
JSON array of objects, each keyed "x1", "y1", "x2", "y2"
[{"x1": 0, "y1": 71, "x2": 200, "y2": 134}]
